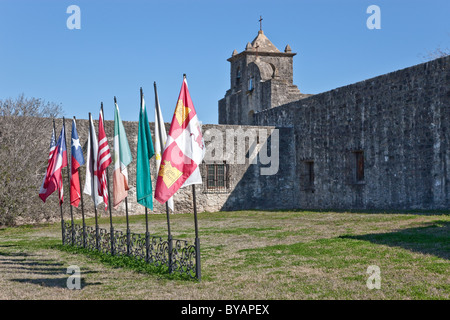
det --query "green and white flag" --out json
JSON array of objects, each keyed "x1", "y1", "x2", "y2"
[
  {"x1": 136, "y1": 90, "x2": 155, "y2": 209},
  {"x1": 113, "y1": 99, "x2": 132, "y2": 209}
]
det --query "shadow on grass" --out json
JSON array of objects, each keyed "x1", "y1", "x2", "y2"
[
  {"x1": 339, "y1": 221, "x2": 450, "y2": 260},
  {"x1": 0, "y1": 251, "x2": 101, "y2": 289},
  {"x1": 0, "y1": 259, "x2": 64, "y2": 267},
  {"x1": 0, "y1": 250, "x2": 30, "y2": 258},
  {"x1": 10, "y1": 277, "x2": 102, "y2": 289}
]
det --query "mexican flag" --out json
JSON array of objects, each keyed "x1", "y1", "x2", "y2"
[{"x1": 113, "y1": 98, "x2": 132, "y2": 209}]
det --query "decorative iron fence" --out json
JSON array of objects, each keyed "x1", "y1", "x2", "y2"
[{"x1": 62, "y1": 222, "x2": 199, "y2": 280}]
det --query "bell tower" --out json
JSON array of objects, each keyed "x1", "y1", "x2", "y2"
[{"x1": 219, "y1": 22, "x2": 307, "y2": 125}]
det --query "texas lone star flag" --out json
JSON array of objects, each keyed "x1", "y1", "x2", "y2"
[
  {"x1": 154, "y1": 77, "x2": 205, "y2": 204},
  {"x1": 70, "y1": 118, "x2": 85, "y2": 207}
]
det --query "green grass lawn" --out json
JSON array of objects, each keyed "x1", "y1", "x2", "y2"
[{"x1": 0, "y1": 210, "x2": 448, "y2": 299}]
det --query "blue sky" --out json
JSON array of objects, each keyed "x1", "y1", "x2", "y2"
[{"x1": 0, "y1": 0, "x2": 449, "y2": 124}]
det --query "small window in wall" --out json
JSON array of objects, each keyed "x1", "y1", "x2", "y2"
[
  {"x1": 206, "y1": 163, "x2": 229, "y2": 192},
  {"x1": 354, "y1": 151, "x2": 364, "y2": 182},
  {"x1": 302, "y1": 160, "x2": 314, "y2": 191},
  {"x1": 306, "y1": 161, "x2": 315, "y2": 187},
  {"x1": 248, "y1": 77, "x2": 254, "y2": 91},
  {"x1": 236, "y1": 67, "x2": 241, "y2": 86}
]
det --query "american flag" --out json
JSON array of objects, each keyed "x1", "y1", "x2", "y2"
[
  {"x1": 56, "y1": 123, "x2": 68, "y2": 205},
  {"x1": 39, "y1": 127, "x2": 57, "y2": 202},
  {"x1": 97, "y1": 108, "x2": 112, "y2": 210},
  {"x1": 41, "y1": 123, "x2": 68, "y2": 205}
]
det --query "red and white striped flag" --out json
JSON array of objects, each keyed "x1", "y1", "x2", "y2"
[
  {"x1": 97, "y1": 108, "x2": 112, "y2": 210},
  {"x1": 42, "y1": 123, "x2": 68, "y2": 205}
]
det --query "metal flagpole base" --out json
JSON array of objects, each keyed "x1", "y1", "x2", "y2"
[
  {"x1": 110, "y1": 226, "x2": 115, "y2": 256},
  {"x1": 61, "y1": 221, "x2": 65, "y2": 245},
  {"x1": 168, "y1": 235, "x2": 173, "y2": 274},
  {"x1": 145, "y1": 232, "x2": 150, "y2": 263},
  {"x1": 95, "y1": 226, "x2": 99, "y2": 251},
  {"x1": 71, "y1": 221, "x2": 75, "y2": 246},
  {"x1": 195, "y1": 237, "x2": 201, "y2": 281},
  {"x1": 82, "y1": 223, "x2": 87, "y2": 248},
  {"x1": 126, "y1": 228, "x2": 131, "y2": 256},
  {"x1": 60, "y1": 207, "x2": 65, "y2": 245}
]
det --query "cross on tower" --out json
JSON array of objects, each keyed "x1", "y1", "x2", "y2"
[{"x1": 259, "y1": 16, "x2": 263, "y2": 31}]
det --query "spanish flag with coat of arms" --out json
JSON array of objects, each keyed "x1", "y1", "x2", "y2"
[{"x1": 154, "y1": 76, "x2": 205, "y2": 205}]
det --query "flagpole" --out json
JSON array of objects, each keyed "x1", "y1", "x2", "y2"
[
  {"x1": 184, "y1": 73, "x2": 201, "y2": 281},
  {"x1": 192, "y1": 184, "x2": 201, "y2": 281},
  {"x1": 89, "y1": 112, "x2": 100, "y2": 251},
  {"x1": 141, "y1": 87, "x2": 150, "y2": 263},
  {"x1": 145, "y1": 206, "x2": 150, "y2": 262},
  {"x1": 125, "y1": 196, "x2": 130, "y2": 255},
  {"x1": 115, "y1": 96, "x2": 131, "y2": 256},
  {"x1": 54, "y1": 119, "x2": 65, "y2": 245},
  {"x1": 154, "y1": 81, "x2": 173, "y2": 273},
  {"x1": 79, "y1": 168, "x2": 87, "y2": 249},
  {"x1": 101, "y1": 103, "x2": 115, "y2": 256},
  {"x1": 62, "y1": 117, "x2": 75, "y2": 246},
  {"x1": 80, "y1": 188, "x2": 86, "y2": 248},
  {"x1": 74, "y1": 116, "x2": 87, "y2": 248}
]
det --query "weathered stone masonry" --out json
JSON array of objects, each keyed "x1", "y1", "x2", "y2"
[
  {"x1": 254, "y1": 55, "x2": 450, "y2": 210},
  {"x1": 49, "y1": 120, "x2": 294, "y2": 221}
]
